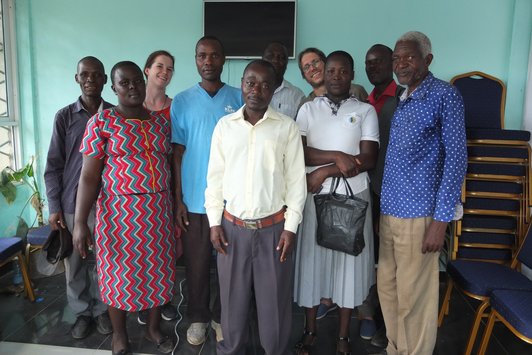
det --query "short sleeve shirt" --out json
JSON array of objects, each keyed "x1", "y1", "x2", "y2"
[
  {"x1": 296, "y1": 96, "x2": 379, "y2": 195},
  {"x1": 171, "y1": 84, "x2": 243, "y2": 213},
  {"x1": 80, "y1": 108, "x2": 172, "y2": 196}
]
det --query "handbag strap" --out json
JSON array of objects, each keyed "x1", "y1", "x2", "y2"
[
  {"x1": 331, "y1": 176, "x2": 356, "y2": 198},
  {"x1": 328, "y1": 176, "x2": 340, "y2": 194}
]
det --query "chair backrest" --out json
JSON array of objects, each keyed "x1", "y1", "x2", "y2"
[
  {"x1": 516, "y1": 222, "x2": 532, "y2": 269},
  {"x1": 451, "y1": 71, "x2": 506, "y2": 129}
]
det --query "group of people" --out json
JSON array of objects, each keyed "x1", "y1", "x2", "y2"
[{"x1": 44, "y1": 30, "x2": 467, "y2": 355}]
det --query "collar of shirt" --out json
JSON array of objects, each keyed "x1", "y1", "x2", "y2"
[
  {"x1": 368, "y1": 80, "x2": 398, "y2": 115},
  {"x1": 400, "y1": 72, "x2": 434, "y2": 102},
  {"x1": 228, "y1": 105, "x2": 284, "y2": 124},
  {"x1": 273, "y1": 79, "x2": 288, "y2": 95},
  {"x1": 72, "y1": 96, "x2": 105, "y2": 114}
]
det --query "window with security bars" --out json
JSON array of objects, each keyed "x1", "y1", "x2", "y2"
[{"x1": 0, "y1": 0, "x2": 17, "y2": 170}]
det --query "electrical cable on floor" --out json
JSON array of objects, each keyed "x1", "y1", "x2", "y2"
[{"x1": 171, "y1": 278, "x2": 186, "y2": 355}]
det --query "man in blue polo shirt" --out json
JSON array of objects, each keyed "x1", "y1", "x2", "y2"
[
  {"x1": 378, "y1": 31, "x2": 467, "y2": 355},
  {"x1": 171, "y1": 35, "x2": 243, "y2": 346}
]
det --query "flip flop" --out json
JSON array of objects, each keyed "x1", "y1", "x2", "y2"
[{"x1": 145, "y1": 335, "x2": 173, "y2": 354}]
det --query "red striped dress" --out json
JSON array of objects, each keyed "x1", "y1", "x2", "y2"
[{"x1": 80, "y1": 108, "x2": 176, "y2": 311}]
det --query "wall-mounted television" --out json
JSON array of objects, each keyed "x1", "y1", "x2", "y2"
[{"x1": 203, "y1": 0, "x2": 297, "y2": 59}]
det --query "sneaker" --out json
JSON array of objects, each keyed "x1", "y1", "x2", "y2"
[
  {"x1": 95, "y1": 311, "x2": 113, "y2": 335},
  {"x1": 211, "y1": 320, "x2": 223, "y2": 342},
  {"x1": 161, "y1": 303, "x2": 178, "y2": 321},
  {"x1": 370, "y1": 326, "x2": 388, "y2": 348},
  {"x1": 71, "y1": 315, "x2": 92, "y2": 339},
  {"x1": 316, "y1": 302, "x2": 338, "y2": 320},
  {"x1": 360, "y1": 319, "x2": 377, "y2": 340},
  {"x1": 137, "y1": 310, "x2": 148, "y2": 325},
  {"x1": 187, "y1": 322, "x2": 208, "y2": 345}
]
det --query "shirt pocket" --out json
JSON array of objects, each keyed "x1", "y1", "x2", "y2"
[
  {"x1": 341, "y1": 112, "x2": 363, "y2": 130},
  {"x1": 261, "y1": 139, "x2": 282, "y2": 173}
]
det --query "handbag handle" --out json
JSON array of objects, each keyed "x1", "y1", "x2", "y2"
[
  {"x1": 330, "y1": 176, "x2": 356, "y2": 198},
  {"x1": 328, "y1": 176, "x2": 340, "y2": 194}
]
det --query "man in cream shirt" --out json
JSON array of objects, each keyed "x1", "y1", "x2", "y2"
[{"x1": 205, "y1": 59, "x2": 306, "y2": 355}]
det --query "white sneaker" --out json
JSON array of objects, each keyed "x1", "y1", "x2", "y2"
[
  {"x1": 187, "y1": 322, "x2": 208, "y2": 345},
  {"x1": 211, "y1": 320, "x2": 224, "y2": 342}
]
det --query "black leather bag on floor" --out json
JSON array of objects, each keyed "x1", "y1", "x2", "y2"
[{"x1": 314, "y1": 177, "x2": 367, "y2": 256}]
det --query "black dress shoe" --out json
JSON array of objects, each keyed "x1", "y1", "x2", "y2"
[
  {"x1": 95, "y1": 311, "x2": 113, "y2": 335},
  {"x1": 71, "y1": 315, "x2": 92, "y2": 339},
  {"x1": 370, "y1": 326, "x2": 388, "y2": 348},
  {"x1": 161, "y1": 303, "x2": 178, "y2": 321},
  {"x1": 137, "y1": 310, "x2": 148, "y2": 325}
]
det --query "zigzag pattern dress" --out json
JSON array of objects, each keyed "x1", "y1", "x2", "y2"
[{"x1": 80, "y1": 108, "x2": 176, "y2": 311}]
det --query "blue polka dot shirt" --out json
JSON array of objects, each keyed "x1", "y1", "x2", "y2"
[{"x1": 381, "y1": 72, "x2": 467, "y2": 222}]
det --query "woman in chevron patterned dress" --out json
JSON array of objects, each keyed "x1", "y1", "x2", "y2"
[{"x1": 73, "y1": 61, "x2": 176, "y2": 354}]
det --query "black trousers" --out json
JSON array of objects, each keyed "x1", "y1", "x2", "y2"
[{"x1": 181, "y1": 213, "x2": 221, "y2": 323}]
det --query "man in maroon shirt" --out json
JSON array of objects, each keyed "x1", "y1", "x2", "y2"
[{"x1": 359, "y1": 44, "x2": 405, "y2": 348}]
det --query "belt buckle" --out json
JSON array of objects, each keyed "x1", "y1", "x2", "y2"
[{"x1": 243, "y1": 219, "x2": 258, "y2": 229}]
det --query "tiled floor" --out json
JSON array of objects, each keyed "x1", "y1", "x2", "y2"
[{"x1": 1, "y1": 264, "x2": 531, "y2": 354}]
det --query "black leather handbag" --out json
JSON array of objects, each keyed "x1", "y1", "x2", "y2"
[
  {"x1": 314, "y1": 177, "x2": 367, "y2": 256},
  {"x1": 42, "y1": 226, "x2": 73, "y2": 264}
]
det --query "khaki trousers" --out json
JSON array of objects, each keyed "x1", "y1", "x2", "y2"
[{"x1": 377, "y1": 215, "x2": 439, "y2": 355}]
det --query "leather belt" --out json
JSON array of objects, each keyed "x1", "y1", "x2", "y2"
[{"x1": 223, "y1": 208, "x2": 286, "y2": 230}]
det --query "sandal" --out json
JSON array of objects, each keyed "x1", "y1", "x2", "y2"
[
  {"x1": 112, "y1": 348, "x2": 132, "y2": 355},
  {"x1": 111, "y1": 342, "x2": 132, "y2": 355},
  {"x1": 145, "y1": 335, "x2": 174, "y2": 354},
  {"x1": 337, "y1": 336, "x2": 352, "y2": 355},
  {"x1": 294, "y1": 330, "x2": 317, "y2": 354}
]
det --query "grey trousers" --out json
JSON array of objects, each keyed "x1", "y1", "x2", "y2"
[
  {"x1": 216, "y1": 217, "x2": 293, "y2": 355},
  {"x1": 64, "y1": 211, "x2": 107, "y2": 317}
]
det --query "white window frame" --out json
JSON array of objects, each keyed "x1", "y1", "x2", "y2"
[
  {"x1": 0, "y1": 0, "x2": 21, "y2": 168},
  {"x1": 0, "y1": 0, "x2": 21, "y2": 169}
]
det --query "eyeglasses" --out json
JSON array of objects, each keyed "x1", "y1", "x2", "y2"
[{"x1": 302, "y1": 58, "x2": 322, "y2": 73}]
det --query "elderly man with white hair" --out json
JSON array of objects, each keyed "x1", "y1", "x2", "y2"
[{"x1": 377, "y1": 31, "x2": 467, "y2": 355}]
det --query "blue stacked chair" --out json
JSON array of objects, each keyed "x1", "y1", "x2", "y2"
[
  {"x1": 452, "y1": 71, "x2": 530, "y2": 143},
  {"x1": 25, "y1": 224, "x2": 51, "y2": 274},
  {"x1": 439, "y1": 220, "x2": 532, "y2": 354},
  {"x1": 478, "y1": 289, "x2": 532, "y2": 354},
  {"x1": 439, "y1": 71, "x2": 532, "y2": 355},
  {"x1": 453, "y1": 155, "x2": 528, "y2": 265},
  {"x1": 452, "y1": 71, "x2": 505, "y2": 130}
]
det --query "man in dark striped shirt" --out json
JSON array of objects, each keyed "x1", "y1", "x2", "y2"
[{"x1": 44, "y1": 56, "x2": 113, "y2": 340}]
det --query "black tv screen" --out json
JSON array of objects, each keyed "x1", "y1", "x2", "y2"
[{"x1": 203, "y1": 0, "x2": 297, "y2": 59}]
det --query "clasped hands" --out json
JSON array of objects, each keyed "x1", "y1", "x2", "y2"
[
  {"x1": 335, "y1": 151, "x2": 362, "y2": 178},
  {"x1": 306, "y1": 152, "x2": 361, "y2": 193}
]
